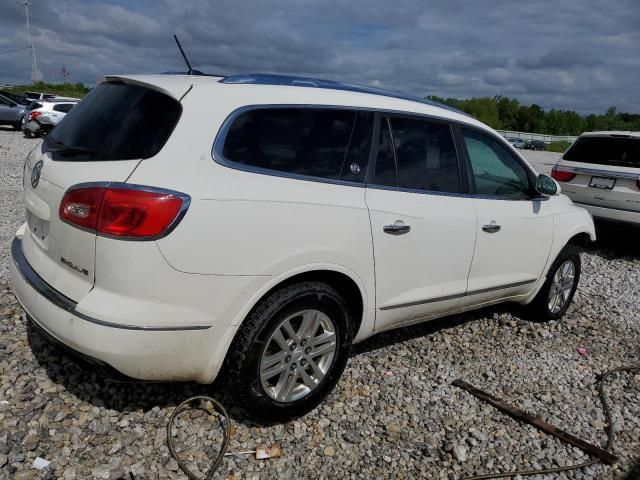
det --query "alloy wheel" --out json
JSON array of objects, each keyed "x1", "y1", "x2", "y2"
[
  {"x1": 547, "y1": 260, "x2": 576, "y2": 314},
  {"x1": 259, "y1": 309, "x2": 337, "y2": 402}
]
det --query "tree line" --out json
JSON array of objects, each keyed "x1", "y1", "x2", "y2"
[{"x1": 426, "y1": 95, "x2": 640, "y2": 135}]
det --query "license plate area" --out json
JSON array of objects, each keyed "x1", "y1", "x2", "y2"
[
  {"x1": 589, "y1": 176, "x2": 615, "y2": 190},
  {"x1": 26, "y1": 210, "x2": 50, "y2": 245}
]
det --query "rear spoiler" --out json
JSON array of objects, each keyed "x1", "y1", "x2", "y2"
[{"x1": 101, "y1": 75, "x2": 192, "y2": 101}]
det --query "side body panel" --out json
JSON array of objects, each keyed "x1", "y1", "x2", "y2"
[
  {"x1": 462, "y1": 197, "x2": 554, "y2": 305},
  {"x1": 365, "y1": 187, "x2": 476, "y2": 331},
  {"x1": 123, "y1": 85, "x2": 377, "y2": 377}
]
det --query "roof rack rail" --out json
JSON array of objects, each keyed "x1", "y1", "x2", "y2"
[{"x1": 220, "y1": 73, "x2": 469, "y2": 116}]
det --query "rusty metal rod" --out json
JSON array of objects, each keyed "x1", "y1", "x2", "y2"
[{"x1": 452, "y1": 379, "x2": 618, "y2": 465}]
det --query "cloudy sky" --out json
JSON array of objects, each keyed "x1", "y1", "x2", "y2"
[{"x1": 1, "y1": 0, "x2": 638, "y2": 113}]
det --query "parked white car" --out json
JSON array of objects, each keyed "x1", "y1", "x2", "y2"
[
  {"x1": 22, "y1": 99, "x2": 79, "y2": 137},
  {"x1": 10, "y1": 74, "x2": 595, "y2": 422},
  {"x1": 551, "y1": 131, "x2": 640, "y2": 226}
]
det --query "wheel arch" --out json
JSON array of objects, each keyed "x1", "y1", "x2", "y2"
[
  {"x1": 203, "y1": 265, "x2": 372, "y2": 384},
  {"x1": 235, "y1": 266, "x2": 369, "y2": 338}
]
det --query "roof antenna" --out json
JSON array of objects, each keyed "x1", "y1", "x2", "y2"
[{"x1": 173, "y1": 34, "x2": 203, "y2": 75}]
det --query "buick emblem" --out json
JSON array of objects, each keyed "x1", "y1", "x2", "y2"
[{"x1": 31, "y1": 160, "x2": 43, "y2": 189}]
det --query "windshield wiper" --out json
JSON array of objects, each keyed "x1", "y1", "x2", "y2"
[{"x1": 46, "y1": 138, "x2": 94, "y2": 156}]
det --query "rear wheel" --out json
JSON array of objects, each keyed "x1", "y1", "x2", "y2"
[
  {"x1": 224, "y1": 282, "x2": 353, "y2": 423},
  {"x1": 521, "y1": 245, "x2": 581, "y2": 321},
  {"x1": 13, "y1": 120, "x2": 21, "y2": 131}
]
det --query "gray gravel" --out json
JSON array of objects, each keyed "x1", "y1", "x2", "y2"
[{"x1": 1, "y1": 129, "x2": 639, "y2": 479}]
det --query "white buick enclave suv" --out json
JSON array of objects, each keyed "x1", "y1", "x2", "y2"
[{"x1": 10, "y1": 73, "x2": 595, "y2": 422}]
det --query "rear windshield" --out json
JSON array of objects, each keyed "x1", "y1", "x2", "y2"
[
  {"x1": 44, "y1": 82, "x2": 181, "y2": 161},
  {"x1": 53, "y1": 103, "x2": 74, "y2": 113},
  {"x1": 563, "y1": 136, "x2": 640, "y2": 167}
]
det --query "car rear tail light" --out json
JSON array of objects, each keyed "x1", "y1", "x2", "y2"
[
  {"x1": 551, "y1": 165, "x2": 577, "y2": 182},
  {"x1": 28, "y1": 111, "x2": 42, "y2": 121},
  {"x1": 60, "y1": 184, "x2": 189, "y2": 239}
]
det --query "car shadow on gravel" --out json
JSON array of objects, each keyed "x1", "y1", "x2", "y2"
[
  {"x1": 26, "y1": 303, "x2": 511, "y2": 426},
  {"x1": 25, "y1": 320, "x2": 220, "y2": 412},
  {"x1": 352, "y1": 304, "x2": 511, "y2": 356},
  {"x1": 583, "y1": 220, "x2": 640, "y2": 261}
]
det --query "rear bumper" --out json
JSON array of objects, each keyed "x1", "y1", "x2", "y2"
[
  {"x1": 10, "y1": 236, "x2": 219, "y2": 382},
  {"x1": 574, "y1": 202, "x2": 640, "y2": 226}
]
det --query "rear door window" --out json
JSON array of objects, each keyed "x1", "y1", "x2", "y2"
[
  {"x1": 563, "y1": 136, "x2": 640, "y2": 168},
  {"x1": 44, "y1": 82, "x2": 181, "y2": 161},
  {"x1": 220, "y1": 108, "x2": 372, "y2": 182},
  {"x1": 373, "y1": 115, "x2": 462, "y2": 194}
]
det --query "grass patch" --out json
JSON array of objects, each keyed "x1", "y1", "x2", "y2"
[
  {"x1": 546, "y1": 141, "x2": 573, "y2": 153},
  {"x1": 4, "y1": 81, "x2": 90, "y2": 99}
]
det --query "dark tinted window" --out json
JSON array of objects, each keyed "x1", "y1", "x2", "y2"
[
  {"x1": 373, "y1": 116, "x2": 461, "y2": 193},
  {"x1": 27, "y1": 102, "x2": 42, "y2": 110},
  {"x1": 374, "y1": 119, "x2": 397, "y2": 186},
  {"x1": 462, "y1": 129, "x2": 531, "y2": 198},
  {"x1": 391, "y1": 117, "x2": 460, "y2": 193},
  {"x1": 222, "y1": 108, "x2": 371, "y2": 182},
  {"x1": 44, "y1": 82, "x2": 181, "y2": 161},
  {"x1": 563, "y1": 136, "x2": 640, "y2": 167},
  {"x1": 53, "y1": 103, "x2": 74, "y2": 113}
]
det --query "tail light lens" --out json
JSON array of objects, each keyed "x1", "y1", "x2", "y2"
[
  {"x1": 28, "y1": 111, "x2": 42, "y2": 121},
  {"x1": 60, "y1": 185, "x2": 189, "y2": 239},
  {"x1": 551, "y1": 165, "x2": 577, "y2": 182}
]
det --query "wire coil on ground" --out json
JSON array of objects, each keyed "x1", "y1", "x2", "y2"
[{"x1": 167, "y1": 396, "x2": 231, "y2": 480}]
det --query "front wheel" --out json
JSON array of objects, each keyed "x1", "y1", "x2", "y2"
[
  {"x1": 223, "y1": 282, "x2": 353, "y2": 423},
  {"x1": 521, "y1": 245, "x2": 581, "y2": 321}
]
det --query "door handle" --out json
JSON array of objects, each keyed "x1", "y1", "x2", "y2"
[
  {"x1": 383, "y1": 223, "x2": 411, "y2": 235},
  {"x1": 482, "y1": 223, "x2": 501, "y2": 233}
]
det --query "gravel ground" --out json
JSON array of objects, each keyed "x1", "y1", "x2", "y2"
[{"x1": 0, "y1": 129, "x2": 638, "y2": 479}]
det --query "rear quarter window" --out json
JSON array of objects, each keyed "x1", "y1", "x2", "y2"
[
  {"x1": 219, "y1": 108, "x2": 372, "y2": 182},
  {"x1": 44, "y1": 82, "x2": 181, "y2": 161},
  {"x1": 563, "y1": 136, "x2": 640, "y2": 167}
]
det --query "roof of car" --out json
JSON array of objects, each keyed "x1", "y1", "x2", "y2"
[
  {"x1": 219, "y1": 73, "x2": 470, "y2": 116},
  {"x1": 580, "y1": 131, "x2": 640, "y2": 138},
  {"x1": 103, "y1": 72, "x2": 488, "y2": 131}
]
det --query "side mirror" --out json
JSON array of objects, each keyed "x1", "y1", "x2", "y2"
[{"x1": 535, "y1": 174, "x2": 560, "y2": 196}]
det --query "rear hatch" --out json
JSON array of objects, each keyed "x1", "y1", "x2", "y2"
[
  {"x1": 554, "y1": 134, "x2": 640, "y2": 211},
  {"x1": 22, "y1": 79, "x2": 185, "y2": 301}
]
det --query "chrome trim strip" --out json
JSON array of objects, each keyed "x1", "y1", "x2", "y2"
[
  {"x1": 575, "y1": 201, "x2": 640, "y2": 214},
  {"x1": 379, "y1": 279, "x2": 537, "y2": 311},
  {"x1": 466, "y1": 279, "x2": 537, "y2": 296},
  {"x1": 379, "y1": 292, "x2": 464, "y2": 310},
  {"x1": 560, "y1": 166, "x2": 639, "y2": 180},
  {"x1": 11, "y1": 237, "x2": 210, "y2": 331}
]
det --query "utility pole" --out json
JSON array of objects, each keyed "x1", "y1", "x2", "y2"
[{"x1": 23, "y1": 0, "x2": 40, "y2": 83}]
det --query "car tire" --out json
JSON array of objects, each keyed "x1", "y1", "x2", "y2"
[
  {"x1": 13, "y1": 121, "x2": 22, "y2": 131},
  {"x1": 224, "y1": 281, "x2": 353, "y2": 424},
  {"x1": 521, "y1": 245, "x2": 581, "y2": 321},
  {"x1": 23, "y1": 129, "x2": 31, "y2": 138}
]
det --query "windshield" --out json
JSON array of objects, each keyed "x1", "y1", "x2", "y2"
[
  {"x1": 563, "y1": 136, "x2": 640, "y2": 167},
  {"x1": 44, "y1": 81, "x2": 181, "y2": 161}
]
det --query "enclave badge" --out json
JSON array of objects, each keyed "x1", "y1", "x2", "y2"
[{"x1": 31, "y1": 160, "x2": 43, "y2": 189}]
